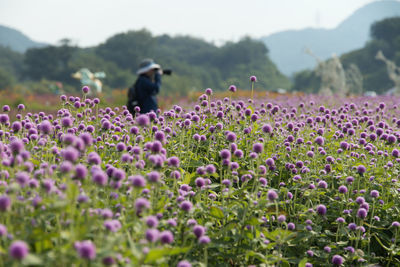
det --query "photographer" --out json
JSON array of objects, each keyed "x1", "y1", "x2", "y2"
[{"x1": 127, "y1": 58, "x2": 164, "y2": 115}]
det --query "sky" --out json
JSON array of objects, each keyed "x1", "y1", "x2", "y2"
[{"x1": 0, "y1": 0, "x2": 383, "y2": 47}]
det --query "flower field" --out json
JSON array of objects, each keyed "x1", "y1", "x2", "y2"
[{"x1": 1, "y1": 85, "x2": 400, "y2": 266}]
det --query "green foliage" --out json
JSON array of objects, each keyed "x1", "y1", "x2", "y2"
[
  {"x1": 0, "y1": 29, "x2": 290, "y2": 96},
  {"x1": 0, "y1": 67, "x2": 16, "y2": 90},
  {"x1": 0, "y1": 45, "x2": 24, "y2": 79},
  {"x1": 24, "y1": 44, "x2": 78, "y2": 84},
  {"x1": 371, "y1": 17, "x2": 400, "y2": 44}
]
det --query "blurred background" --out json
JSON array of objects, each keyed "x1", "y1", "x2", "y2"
[{"x1": 1, "y1": 0, "x2": 400, "y2": 109}]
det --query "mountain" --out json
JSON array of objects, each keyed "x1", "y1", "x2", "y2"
[
  {"x1": 0, "y1": 25, "x2": 48, "y2": 53},
  {"x1": 261, "y1": 0, "x2": 400, "y2": 76}
]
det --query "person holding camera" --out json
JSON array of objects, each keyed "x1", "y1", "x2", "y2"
[{"x1": 127, "y1": 58, "x2": 167, "y2": 115}]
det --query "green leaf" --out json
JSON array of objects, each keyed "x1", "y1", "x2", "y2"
[
  {"x1": 298, "y1": 258, "x2": 308, "y2": 267},
  {"x1": 22, "y1": 254, "x2": 43, "y2": 266},
  {"x1": 210, "y1": 206, "x2": 224, "y2": 219},
  {"x1": 145, "y1": 247, "x2": 190, "y2": 263}
]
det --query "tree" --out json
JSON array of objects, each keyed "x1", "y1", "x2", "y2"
[
  {"x1": 0, "y1": 67, "x2": 15, "y2": 90},
  {"x1": 371, "y1": 17, "x2": 400, "y2": 45},
  {"x1": 24, "y1": 44, "x2": 77, "y2": 83},
  {"x1": 96, "y1": 29, "x2": 155, "y2": 71}
]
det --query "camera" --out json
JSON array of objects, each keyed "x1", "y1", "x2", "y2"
[{"x1": 163, "y1": 69, "x2": 172, "y2": 75}]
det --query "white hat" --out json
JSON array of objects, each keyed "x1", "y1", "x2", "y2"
[{"x1": 136, "y1": 58, "x2": 160, "y2": 75}]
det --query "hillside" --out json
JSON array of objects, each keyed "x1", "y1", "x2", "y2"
[
  {"x1": 0, "y1": 30, "x2": 291, "y2": 95},
  {"x1": 0, "y1": 25, "x2": 47, "y2": 53},
  {"x1": 261, "y1": 0, "x2": 400, "y2": 75}
]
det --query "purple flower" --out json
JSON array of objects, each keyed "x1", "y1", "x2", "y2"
[
  {"x1": 287, "y1": 222, "x2": 295, "y2": 230},
  {"x1": 177, "y1": 260, "x2": 192, "y2": 267},
  {"x1": 205, "y1": 164, "x2": 216, "y2": 174},
  {"x1": 74, "y1": 164, "x2": 88, "y2": 180},
  {"x1": 168, "y1": 156, "x2": 180, "y2": 167},
  {"x1": 0, "y1": 195, "x2": 11, "y2": 211},
  {"x1": 104, "y1": 220, "x2": 122, "y2": 232},
  {"x1": 265, "y1": 158, "x2": 275, "y2": 167},
  {"x1": 338, "y1": 185, "x2": 348, "y2": 194},
  {"x1": 315, "y1": 136, "x2": 324, "y2": 146},
  {"x1": 220, "y1": 149, "x2": 231, "y2": 159},
  {"x1": 357, "y1": 208, "x2": 368, "y2": 219},
  {"x1": 348, "y1": 223, "x2": 357, "y2": 231},
  {"x1": 332, "y1": 255, "x2": 344, "y2": 265},
  {"x1": 145, "y1": 229, "x2": 159, "y2": 242},
  {"x1": 316, "y1": 204, "x2": 327, "y2": 215},
  {"x1": 252, "y1": 143, "x2": 263, "y2": 154},
  {"x1": 195, "y1": 177, "x2": 205, "y2": 188},
  {"x1": 136, "y1": 114, "x2": 150, "y2": 127},
  {"x1": 75, "y1": 240, "x2": 96, "y2": 260},
  {"x1": 226, "y1": 132, "x2": 237, "y2": 142},
  {"x1": 180, "y1": 200, "x2": 193, "y2": 212},
  {"x1": 147, "y1": 171, "x2": 161, "y2": 183},
  {"x1": 267, "y1": 190, "x2": 278, "y2": 201},
  {"x1": 370, "y1": 190, "x2": 379, "y2": 198},
  {"x1": 160, "y1": 230, "x2": 174, "y2": 244},
  {"x1": 9, "y1": 240, "x2": 29, "y2": 260},
  {"x1": 193, "y1": 225, "x2": 205, "y2": 238},
  {"x1": 198, "y1": 235, "x2": 211, "y2": 244},
  {"x1": 357, "y1": 165, "x2": 366, "y2": 174},
  {"x1": 392, "y1": 221, "x2": 400, "y2": 227},
  {"x1": 145, "y1": 216, "x2": 159, "y2": 228},
  {"x1": 9, "y1": 139, "x2": 24, "y2": 155},
  {"x1": 87, "y1": 151, "x2": 101, "y2": 165},
  {"x1": 228, "y1": 85, "x2": 237, "y2": 92},
  {"x1": 61, "y1": 146, "x2": 79, "y2": 162},
  {"x1": 277, "y1": 215, "x2": 286, "y2": 223},
  {"x1": 250, "y1": 76, "x2": 257, "y2": 82},
  {"x1": 135, "y1": 198, "x2": 150, "y2": 211},
  {"x1": 0, "y1": 224, "x2": 7, "y2": 236},
  {"x1": 82, "y1": 86, "x2": 90, "y2": 94},
  {"x1": 131, "y1": 175, "x2": 146, "y2": 187},
  {"x1": 92, "y1": 171, "x2": 108, "y2": 186},
  {"x1": 336, "y1": 217, "x2": 345, "y2": 223}
]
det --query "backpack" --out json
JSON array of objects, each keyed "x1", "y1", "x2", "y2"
[{"x1": 127, "y1": 82, "x2": 139, "y2": 115}]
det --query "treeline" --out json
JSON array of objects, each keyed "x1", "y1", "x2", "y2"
[
  {"x1": 0, "y1": 29, "x2": 291, "y2": 96},
  {"x1": 294, "y1": 17, "x2": 400, "y2": 95}
]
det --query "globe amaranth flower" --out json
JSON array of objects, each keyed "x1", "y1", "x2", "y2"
[
  {"x1": 338, "y1": 185, "x2": 348, "y2": 194},
  {"x1": 180, "y1": 200, "x2": 193, "y2": 212},
  {"x1": 252, "y1": 143, "x2": 263, "y2": 153},
  {"x1": 145, "y1": 229, "x2": 159, "y2": 242},
  {"x1": 159, "y1": 230, "x2": 174, "y2": 244},
  {"x1": 145, "y1": 216, "x2": 159, "y2": 228},
  {"x1": 9, "y1": 240, "x2": 29, "y2": 260},
  {"x1": 392, "y1": 221, "x2": 400, "y2": 227},
  {"x1": 357, "y1": 165, "x2": 366, "y2": 174},
  {"x1": 348, "y1": 223, "x2": 357, "y2": 231},
  {"x1": 287, "y1": 222, "x2": 295, "y2": 230},
  {"x1": 316, "y1": 204, "x2": 327, "y2": 215},
  {"x1": 177, "y1": 260, "x2": 192, "y2": 267},
  {"x1": 332, "y1": 255, "x2": 344, "y2": 265},
  {"x1": 277, "y1": 215, "x2": 286, "y2": 223},
  {"x1": 198, "y1": 235, "x2": 211, "y2": 244},
  {"x1": 0, "y1": 195, "x2": 11, "y2": 211},
  {"x1": 357, "y1": 208, "x2": 368, "y2": 219},
  {"x1": 75, "y1": 240, "x2": 96, "y2": 260},
  {"x1": 370, "y1": 190, "x2": 379, "y2": 198},
  {"x1": 267, "y1": 190, "x2": 278, "y2": 201},
  {"x1": 193, "y1": 225, "x2": 206, "y2": 238},
  {"x1": 228, "y1": 85, "x2": 237, "y2": 93}
]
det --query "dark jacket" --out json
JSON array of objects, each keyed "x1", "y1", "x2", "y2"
[{"x1": 127, "y1": 73, "x2": 161, "y2": 114}]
